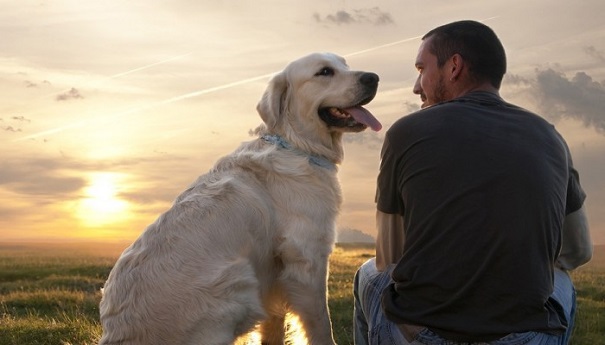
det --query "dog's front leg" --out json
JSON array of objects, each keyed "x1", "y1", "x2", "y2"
[
  {"x1": 260, "y1": 314, "x2": 286, "y2": 345},
  {"x1": 259, "y1": 282, "x2": 287, "y2": 344},
  {"x1": 279, "y1": 250, "x2": 336, "y2": 345}
]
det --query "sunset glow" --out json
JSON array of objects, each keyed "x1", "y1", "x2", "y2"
[
  {"x1": 76, "y1": 173, "x2": 130, "y2": 228},
  {"x1": 1, "y1": 1, "x2": 604, "y2": 244}
]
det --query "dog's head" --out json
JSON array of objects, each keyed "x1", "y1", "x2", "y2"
[{"x1": 256, "y1": 53, "x2": 381, "y2": 163}]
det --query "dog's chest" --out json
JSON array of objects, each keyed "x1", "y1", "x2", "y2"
[{"x1": 272, "y1": 172, "x2": 341, "y2": 208}]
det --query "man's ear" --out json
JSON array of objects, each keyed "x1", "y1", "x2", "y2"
[
  {"x1": 257, "y1": 72, "x2": 288, "y2": 130},
  {"x1": 449, "y1": 53, "x2": 464, "y2": 82}
]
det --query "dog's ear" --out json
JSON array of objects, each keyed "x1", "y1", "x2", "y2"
[{"x1": 257, "y1": 72, "x2": 288, "y2": 130}]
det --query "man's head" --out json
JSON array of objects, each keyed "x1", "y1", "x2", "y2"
[{"x1": 413, "y1": 20, "x2": 507, "y2": 108}]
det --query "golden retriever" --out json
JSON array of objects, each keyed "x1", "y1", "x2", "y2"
[{"x1": 98, "y1": 52, "x2": 381, "y2": 345}]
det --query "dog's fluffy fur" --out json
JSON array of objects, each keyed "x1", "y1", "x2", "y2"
[{"x1": 98, "y1": 53, "x2": 379, "y2": 345}]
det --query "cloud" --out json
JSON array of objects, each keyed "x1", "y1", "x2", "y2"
[
  {"x1": 313, "y1": 7, "x2": 394, "y2": 26},
  {"x1": 534, "y1": 68, "x2": 605, "y2": 133},
  {"x1": 12, "y1": 116, "x2": 31, "y2": 122},
  {"x1": 1, "y1": 116, "x2": 31, "y2": 132},
  {"x1": 0, "y1": 152, "x2": 199, "y2": 230},
  {"x1": 0, "y1": 157, "x2": 86, "y2": 196},
  {"x1": 1, "y1": 152, "x2": 197, "y2": 200},
  {"x1": 503, "y1": 68, "x2": 605, "y2": 135},
  {"x1": 2, "y1": 126, "x2": 22, "y2": 132},
  {"x1": 342, "y1": 131, "x2": 384, "y2": 150},
  {"x1": 56, "y1": 87, "x2": 84, "y2": 101},
  {"x1": 0, "y1": 153, "x2": 184, "y2": 228},
  {"x1": 23, "y1": 80, "x2": 51, "y2": 88},
  {"x1": 584, "y1": 46, "x2": 605, "y2": 62},
  {"x1": 503, "y1": 73, "x2": 531, "y2": 86},
  {"x1": 403, "y1": 101, "x2": 420, "y2": 113}
]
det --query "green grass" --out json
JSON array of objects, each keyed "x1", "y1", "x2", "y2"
[
  {"x1": 0, "y1": 242, "x2": 603, "y2": 344},
  {"x1": 568, "y1": 248, "x2": 605, "y2": 345}
]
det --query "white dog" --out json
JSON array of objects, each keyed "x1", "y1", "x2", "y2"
[{"x1": 98, "y1": 52, "x2": 381, "y2": 345}]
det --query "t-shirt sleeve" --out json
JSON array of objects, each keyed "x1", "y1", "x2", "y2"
[
  {"x1": 557, "y1": 136, "x2": 591, "y2": 270},
  {"x1": 562, "y1": 138, "x2": 586, "y2": 214},
  {"x1": 566, "y1": 165, "x2": 585, "y2": 214}
]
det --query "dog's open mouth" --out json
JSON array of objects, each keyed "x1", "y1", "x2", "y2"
[{"x1": 319, "y1": 105, "x2": 382, "y2": 132}]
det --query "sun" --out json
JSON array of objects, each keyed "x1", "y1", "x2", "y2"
[{"x1": 77, "y1": 172, "x2": 130, "y2": 227}]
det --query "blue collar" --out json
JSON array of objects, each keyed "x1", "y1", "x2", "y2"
[{"x1": 261, "y1": 134, "x2": 336, "y2": 171}]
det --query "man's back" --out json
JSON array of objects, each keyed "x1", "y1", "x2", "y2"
[{"x1": 377, "y1": 91, "x2": 578, "y2": 341}]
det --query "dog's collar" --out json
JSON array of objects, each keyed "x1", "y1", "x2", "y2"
[{"x1": 261, "y1": 134, "x2": 336, "y2": 171}]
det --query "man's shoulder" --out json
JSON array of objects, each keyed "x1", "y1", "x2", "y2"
[{"x1": 389, "y1": 102, "x2": 462, "y2": 134}]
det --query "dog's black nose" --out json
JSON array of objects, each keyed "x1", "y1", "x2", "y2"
[{"x1": 360, "y1": 72, "x2": 379, "y2": 87}]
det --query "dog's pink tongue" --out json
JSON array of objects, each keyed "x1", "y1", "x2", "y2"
[{"x1": 345, "y1": 106, "x2": 382, "y2": 131}]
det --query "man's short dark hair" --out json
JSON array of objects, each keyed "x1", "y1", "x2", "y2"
[{"x1": 423, "y1": 20, "x2": 507, "y2": 89}]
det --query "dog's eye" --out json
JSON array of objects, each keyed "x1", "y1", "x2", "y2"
[{"x1": 315, "y1": 67, "x2": 334, "y2": 77}]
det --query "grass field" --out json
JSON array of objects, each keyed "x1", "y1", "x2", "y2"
[{"x1": 0, "y1": 242, "x2": 603, "y2": 345}]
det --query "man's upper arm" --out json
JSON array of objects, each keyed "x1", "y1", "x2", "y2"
[
  {"x1": 375, "y1": 210, "x2": 405, "y2": 272},
  {"x1": 557, "y1": 205, "x2": 593, "y2": 270}
]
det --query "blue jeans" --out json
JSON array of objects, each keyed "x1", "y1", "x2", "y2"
[{"x1": 353, "y1": 258, "x2": 576, "y2": 345}]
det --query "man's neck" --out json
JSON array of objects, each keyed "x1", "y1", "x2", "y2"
[{"x1": 452, "y1": 81, "x2": 499, "y2": 99}]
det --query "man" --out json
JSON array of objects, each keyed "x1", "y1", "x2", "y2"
[{"x1": 353, "y1": 20, "x2": 593, "y2": 345}]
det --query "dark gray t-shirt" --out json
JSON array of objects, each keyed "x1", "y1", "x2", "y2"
[{"x1": 377, "y1": 91, "x2": 585, "y2": 341}]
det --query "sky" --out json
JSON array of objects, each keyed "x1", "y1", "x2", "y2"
[{"x1": 1, "y1": 0, "x2": 605, "y2": 245}]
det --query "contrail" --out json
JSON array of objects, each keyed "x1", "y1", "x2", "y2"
[
  {"x1": 344, "y1": 35, "x2": 422, "y2": 57},
  {"x1": 144, "y1": 73, "x2": 275, "y2": 106},
  {"x1": 107, "y1": 52, "x2": 193, "y2": 80},
  {"x1": 35, "y1": 52, "x2": 194, "y2": 102},
  {"x1": 16, "y1": 17, "x2": 500, "y2": 142},
  {"x1": 13, "y1": 35, "x2": 420, "y2": 142},
  {"x1": 342, "y1": 15, "x2": 501, "y2": 58},
  {"x1": 14, "y1": 52, "x2": 196, "y2": 142},
  {"x1": 15, "y1": 72, "x2": 275, "y2": 142}
]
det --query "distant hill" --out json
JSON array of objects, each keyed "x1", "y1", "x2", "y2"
[{"x1": 337, "y1": 228, "x2": 375, "y2": 243}]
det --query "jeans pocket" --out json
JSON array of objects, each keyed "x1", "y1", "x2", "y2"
[
  {"x1": 370, "y1": 322, "x2": 407, "y2": 345},
  {"x1": 415, "y1": 329, "x2": 451, "y2": 345}
]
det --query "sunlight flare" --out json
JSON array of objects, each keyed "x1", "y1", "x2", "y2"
[{"x1": 76, "y1": 173, "x2": 130, "y2": 227}]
